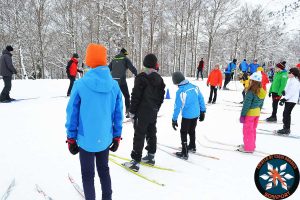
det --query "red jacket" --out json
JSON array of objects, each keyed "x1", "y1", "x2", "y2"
[
  {"x1": 261, "y1": 71, "x2": 269, "y2": 91},
  {"x1": 67, "y1": 57, "x2": 79, "y2": 77},
  {"x1": 207, "y1": 69, "x2": 223, "y2": 87}
]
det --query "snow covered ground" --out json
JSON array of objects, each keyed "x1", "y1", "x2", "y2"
[{"x1": 0, "y1": 77, "x2": 299, "y2": 200}]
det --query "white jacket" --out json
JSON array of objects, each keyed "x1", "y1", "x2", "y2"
[{"x1": 284, "y1": 77, "x2": 300, "y2": 103}]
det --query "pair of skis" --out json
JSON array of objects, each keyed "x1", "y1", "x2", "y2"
[{"x1": 257, "y1": 128, "x2": 300, "y2": 139}]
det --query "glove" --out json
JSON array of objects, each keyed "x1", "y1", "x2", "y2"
[
  {"x1": 109, "y1": 137, "x2": 122, "y2": 152},
  {"x1": 218, "y1": 86, "x2": 222, "y2": 90},
  {"x1": 172, "y1": 120, "x2": 178, "y2": 130},
  {"x1": 199, "y1": 112, "x2": 205, "y2": 122},
  {"x1": 279, "y1": 98, "x2": 287, "y2": 106},
  {"x1": 66, "y1": 138, "x2": 79, "y2": 155},
  {"x1": 240, "y1": 116, "x2": 245, "y2": 123},
  {"x1": 268, "y1": 93, "x2": 271, "y2": 97},
  {"x1": 207, "y1": 84, "x2": 209, "y2": 87},
  {"x1": 282, "y1": 90, "x2": 285, "y2": 96}
]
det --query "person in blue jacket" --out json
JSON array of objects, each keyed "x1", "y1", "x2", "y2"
[
  {"x1": 65, "y1": 43, "x2": 123, "y2": 200},
  {"x1": 248, "y1": 59, "x2": 259, "y2": 74},
  {"x1": 171, "y1": 71, "x2": 206, "y2": 159},
  {"x1": 223, "y1": 58, "x2": 237, "y2": 90},
  {"x1": 239, "y1": 59, "x2": 249, "y2": 73}
]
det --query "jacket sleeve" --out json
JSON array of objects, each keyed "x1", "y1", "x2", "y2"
[
  {"x1": 4, "y1": 55, "x2": 17, "y2": 74},
  {"x1": 197, "y1": 88, "x2": 206, "y2": 113},
  {"x1": 158, "y1": 80, "x2": 166, "y2": 110},
  {"x1": 126, "y1": 58, "x2": 137, "y2": 76},
  {"x1": 278, "y1": 74, "x2": 288, "y2": 96},
  {"x1": 129, "y1": 75, "x2": 146, "y2": 114},
  {"x1": 66, "y1": 60, "x2": 73, "y2": 74},
  {"x1": 283, "y1": 79, "x2": 292, "y2": 101},
  {"x1": 108, "y1": 61, "x2": 112, "y2": 71},
  {"x1": 172, "y1": 90, "x2": 182, "y2": 121},
  {"x1": 218, "y1": 71, "x2": 223, "y2": 87},
  {"x1": 207, "y1": 72, "x2": 211, "y2": 85},
  {"x1": 241, "y1": 91, "x2": 253, "y2": 116},
  {"x1": 65, "y1": 83, "x2": 81, "y2": 139},
  {"x1": 113, "y1": 86, "x2": 123, "y2": 137}
]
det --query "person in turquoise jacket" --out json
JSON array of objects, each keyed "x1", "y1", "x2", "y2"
[
  {"x1": 223, "y1": 58, "x2": 237, "y2": 90},
  {"x1": 266, "y1": 61, "x2": 288, "y2": 122},
  {"x1": 171, "y1": 71, "x2": 206, "y2": 159},
  {"x1": 65, "y1": 44, "x2": 123, "y2": 200}
]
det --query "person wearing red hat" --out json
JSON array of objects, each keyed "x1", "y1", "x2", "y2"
[
  {"x1": 65, "y1": 44, "x2": 123, "y2": 200},
  {"x1": 266, "y1": 61, "x2": 288, "y2": 122}
]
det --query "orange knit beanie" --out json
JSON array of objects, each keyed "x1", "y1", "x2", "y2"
[{"x1": 85, "y1": 43, "x2": 107, "y2": 68}]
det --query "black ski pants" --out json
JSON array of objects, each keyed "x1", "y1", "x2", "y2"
[
  {"x1": 208, "y1": 86, "x2": 218, "y2": 102},
  {"x1": 180, "y1": 118, "x2": 198, "y2": 148},
  {"x1": 67, "y1": 76, "x2": 75, "y2": 96},
  {"x1": 271, "y1": 93, "x2": 281, "y2": 118},
  {"x1": 0, "y1": 76, "x2": 12, "y2": 101},
  {"x1": 283, "y1": 102, "x2": 296, "y2": 130},
  {"x1": 131, "y1": 118, "x2": 157, "y2": 162},
  {"x1": 119, "y1": 83, "x2": 130, "y2": 111},
  {"x1": 79, "y1": 148, "x2": 112, "y2": 200},
  {"x1": 196, "y1": 68, "x2": 203, "y2": 80},
  {"x1": 223, "y1": 73, "x2": 231, "y2": 88}
]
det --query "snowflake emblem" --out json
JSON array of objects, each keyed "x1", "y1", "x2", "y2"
[{"x1": 260, "y1": 162, "x2": 294, "y2": 191}]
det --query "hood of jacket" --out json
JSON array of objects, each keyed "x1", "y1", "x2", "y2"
[
  {"x1": 143, "y1": 71, "x2": 163, "y2": 87},
  {"x1": 2, "y1": 49, "x2": 12, "y2": 56},
  {"x1": 81, "y1": 66, "x2": 114, "y2": 93}
]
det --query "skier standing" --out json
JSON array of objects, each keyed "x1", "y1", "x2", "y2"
[
  {"x1": 266, "y1": 61, "x2": 288, "y2": 122},
  {"x1": 207, "y1": 64, "x2": 223, "y2": 104},
  {"x1": 0, "y1": 45, "x2": 17, "y2": 103},
  {"x1": 223, "y1": 59, "x2": 237, "y2": 90},
  {"x1": 238, "y1": 71, "x2": 266, "y2": 153},
  {"x1": 66, "y1": 53, "x2": 83, "y2": 96},
  {"x1": 109, "y1": 48, "x2": 137, "y2": 117},
  {"x1": 171, "y1": 71, "x2": 206, "y2": 159},
  {"x1": 196, "y1": 58, "x2": 204, "y2": 80},
  {"x1": 277, "y1": 68, "x2": 300, "y2": 134},
  {"x1": 123, "y1": 54, "x2": 165, "y2": 172},
  {"x1": 65, "y1": 44, "x2": 123, "y2": 200},
  {"x1": 248, "y1": 59, "x2": 259, "y2": 75}
]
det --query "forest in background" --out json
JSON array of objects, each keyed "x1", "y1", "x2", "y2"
[{"x1": 0, "y1": 0, "x2": 299, "y2": 79}]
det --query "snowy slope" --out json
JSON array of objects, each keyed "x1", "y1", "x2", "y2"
[{"x1": 0, "y1": 78, "x2": 299, "y2": 200}]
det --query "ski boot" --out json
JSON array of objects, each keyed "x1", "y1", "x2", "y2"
[
  {"x1": 141, "y1": 153, "x2": 155, "y2": 166},
  {"x1": 266, "y1": 116, "x2": 277, "y2": 122},
  {"x1": 188, "y1": 145, "x2": 196, "y2": 153},
  {"x1": 175, "y1": 142, "x2": 189, "y2": 160},
  {"x1": 276, "y1": 129, "x2": 290, "y2": 135},
  {"x1": 207, "y1": 100, "x2": 212, "y2": 104},
  {"x1": 212, "y1": 101, "x2": 216, "y2": 104},
  {"x1": 122, "y1": 160, "x2": 140, "y2": 172},
  {"x1": 236, "y1": 146, "x2": 253, "y2": 153}
]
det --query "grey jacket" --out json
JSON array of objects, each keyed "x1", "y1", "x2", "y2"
[
  {"x1": 0, "y1": 49, "x2": 17, "y2": 76},
  {"x1": 108, "y1": 52, "x2": 137, "y2": 85}
]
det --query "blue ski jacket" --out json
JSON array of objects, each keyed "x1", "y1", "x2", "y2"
[
  {"x1": 249, "y1": 63, "x2": 259, "y2": 74},
  {"x1": 240, "y1": 61, "x2": 249, "y2": 72},
  {"x1": 65, "y1": 66, "x2": 123, "y2": 152},
  {"x1": 224, "y1": 62, "x2": 236, "y2": 74},
  {"x1": 172, "y1": 81, "x2": 206, "y2": 121}
]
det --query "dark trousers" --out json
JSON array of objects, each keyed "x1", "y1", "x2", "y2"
[
  {"x1": 131, "y1": 119, "x2": 157, "y2": 162},
  {"x1": 119, "y1": 83, "x2": 130, "y2": 111},
  {"x1": 283, "y1": 102, "x2": 296, "y2": 130},
  {"x1": 208, "y1": 86, "x2": 217, "y2": 102},
  {"x1": 0, "y1": 76, "x2": 12, "y2": 101},
  {"x1": 242, "y1": 89, "x2": 246, "y2": 100},
  {"x1": 79, "y1": 148, "x2": 112, "y2": 200},
  {"x1": 271, "y1": 93, "x2": 281, "y2": 118},
  {"x1": 223, "y1": 73, "x2": 231, "y2": 88},
  {"x1": 180, "y1": 118, "x2": 198, "y2": 148},
  {"x1": 67, "y1": 76, "x2": 75, "y2": 96},
  {"x1": 196, "y1": 69, "x2": 203, "y2": 80}
]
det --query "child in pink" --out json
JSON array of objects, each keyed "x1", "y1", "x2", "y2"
[{"x1": 238, "y1": 71, "x2": 266, "y2": 153}]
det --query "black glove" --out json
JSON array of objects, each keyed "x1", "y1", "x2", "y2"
[
  {"x1": 279, "y1": 98, "x2": 287, "y2": 106},
  {"x1": 207, "y1": 84, "x2": 209, "y2": 87},
  {"x1": 66, "y1": 138, "x2": 79, "y2": 155},
  {"x1": 218, "y1": 86, "x2": 221, "y2": 90},
  {"x1": 172, "y1": 120, "x2": 178, "y2": 130},
  {"x1": 282, "y1": 90, "x2": 285, "y2": 96},
  {"x1": 109, "y1": 137, "x2": 122, "y2": 152},
  {"x1": 199, "y1": 112, "x2": 205, "y2": 122},
  {"x1": 268, "y1": 93, "x2": 272, "y2": 97}
]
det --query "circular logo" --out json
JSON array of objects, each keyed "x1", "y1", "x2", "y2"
[{"x1": 255, "y1": 154, "x2": 300, "y2": 200}]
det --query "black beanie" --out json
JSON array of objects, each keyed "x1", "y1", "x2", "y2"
[
  {"x1": 143, "y1": 54, "x2": 158, "y2": 68},
  {"x1": 172, "y1": 71, "x2": 185, "y2": 85},
  {"x1": 73, "y1": 53, "x2": 79, "y2": 58},
  {"x1": 120, "y1": 48, "x2": 128, "y2": 55},
  {"x1": 233, "y1": 58, "x2": 237, "y2": 63},
  {"x1": 6, "y1": 45, "x2": 13, "y2": 52}
]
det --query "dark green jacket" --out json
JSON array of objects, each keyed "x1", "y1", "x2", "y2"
[{"x1": 241, "y1": 88, "x2": 266, "y2": 116}]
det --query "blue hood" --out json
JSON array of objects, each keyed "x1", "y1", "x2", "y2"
[{"x1": 82, "y1": 66, "x2": 113, "y2": 93}]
